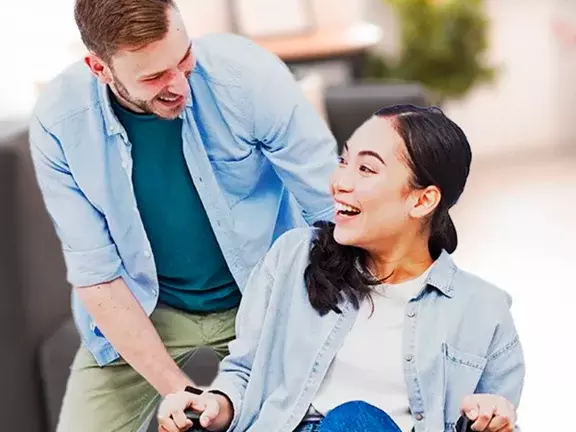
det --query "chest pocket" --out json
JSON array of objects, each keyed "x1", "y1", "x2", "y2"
[
  {"x1": 188, "y1": 75, "x2": 268, "y2": 208},
  {"x1": 442, "y1": 342, "x2": 487, "y2": 426},
  {"x1": 211, "y1": 150, "x2": 266, "y2": 208}
]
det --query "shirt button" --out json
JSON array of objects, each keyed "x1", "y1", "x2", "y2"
[
  {"x1": 405, "y1": 354, "x2": 413, "y2": 362},
  {"x1": 406, "y1": 309, "x2": 416, "y2": 318},
  {"x1": 143, "y1": 250, "x2": 151, "y2": 258},
  {"x1": 415, "y1": 413, "x2": 424, "y2": 421}
]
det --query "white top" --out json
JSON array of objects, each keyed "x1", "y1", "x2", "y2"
[{"x1": 312, "y1": 266, "x2": 432, "y2": 432}]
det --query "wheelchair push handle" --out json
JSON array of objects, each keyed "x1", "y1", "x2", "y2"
[
  {"x1": 455, "y1": 415, "x2": 474, "y2": 432},
  {"x1": 184, "y1": 408, "x2": 208, "y2": 432}
]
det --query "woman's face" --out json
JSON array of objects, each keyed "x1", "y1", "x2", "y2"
[{"x1": 331, "y1": 116, "x2": 439, "y2": 251}]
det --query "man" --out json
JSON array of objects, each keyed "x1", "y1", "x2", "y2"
[{"x1": 29, "y1": 0, "x2": 336, "y2": 430}]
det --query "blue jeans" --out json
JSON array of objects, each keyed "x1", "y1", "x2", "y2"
[{"x1": 294, "y1": 401, "x2": 403, "y2": 432}]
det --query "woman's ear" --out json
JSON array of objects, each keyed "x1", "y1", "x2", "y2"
[{"x1": 409, "y1": 185, "x2": 441, "y2": 220}]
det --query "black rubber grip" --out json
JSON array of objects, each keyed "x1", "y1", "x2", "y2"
[
  {"x1": 184, "y1": 409, "x2": 207, "y2": 432},
  {"x1": 455, "y1": 416, "x2": 474, "y2": 432}
]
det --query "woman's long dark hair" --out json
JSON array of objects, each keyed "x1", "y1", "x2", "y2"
[{"x1": 304, "y1": 105, "x2": 472, "y2": 316}]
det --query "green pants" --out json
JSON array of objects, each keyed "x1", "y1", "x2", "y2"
[{"x1": 56, "y1": 305, "x2": 237, "y2": 432}]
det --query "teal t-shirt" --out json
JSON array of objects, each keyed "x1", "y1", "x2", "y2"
[{"x1": 111, "y1": 97, "x2": 240, "y2": 312}]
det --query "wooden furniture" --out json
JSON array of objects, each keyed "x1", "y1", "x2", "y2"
[
  {"x1": 255, "y1": 21, "x2": 382, "y2": 61},
  {"x1": 254, "y1": 21, "x2": 383, "y2": 84}
]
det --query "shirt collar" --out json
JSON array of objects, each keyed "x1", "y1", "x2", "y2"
[
  {"x1": 98, "y1": 81, "x2": 122, "y2": 137},
  {"x1": 424, "y1": 250, "x2": 458, "y2": 298}
]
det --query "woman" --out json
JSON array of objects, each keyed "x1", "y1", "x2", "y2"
[{"x1": 157, "y1": 105, "x2": 525, "y2": 432}]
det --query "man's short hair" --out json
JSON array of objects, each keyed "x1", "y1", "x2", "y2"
[{"x1": 74, "y1": 0, "x2": 176, "y2": 61}]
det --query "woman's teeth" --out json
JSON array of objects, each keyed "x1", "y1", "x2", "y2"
[{"x1": 335, "y1": 202, "x2": 361, "y2": 215}]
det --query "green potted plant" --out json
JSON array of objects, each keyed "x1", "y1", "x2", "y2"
[{"x1": 366, "y1": 0, "x2": 498, "y2": 104}]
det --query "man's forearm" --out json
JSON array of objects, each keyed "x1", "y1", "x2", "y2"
[{"x1": 76, "y1": 277, "x2": 192, "y2": 396}]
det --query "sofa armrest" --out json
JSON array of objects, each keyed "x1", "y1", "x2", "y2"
[
  {"x1": 324, "y1": 82, "x2": 431, "y2": 151},
  {"x1": 1, "y1": 120, "x2": 72, "y2": 431}
]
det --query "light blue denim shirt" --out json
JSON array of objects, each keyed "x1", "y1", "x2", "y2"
[
  {"x1": 28, "y1": 34, "x2": 337, "y2": 366},
  {"x1": 211, "y1": 228, "x2": 525, "y2": 432}
]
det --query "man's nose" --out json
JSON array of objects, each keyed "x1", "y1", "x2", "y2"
[{"x1": 168, "y1": 71, "x2": 189, "y2": 96}]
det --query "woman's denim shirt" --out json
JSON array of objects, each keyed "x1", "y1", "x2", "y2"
[{"x1": 211, "y1": 228, "x2": 525, "y2": 432}]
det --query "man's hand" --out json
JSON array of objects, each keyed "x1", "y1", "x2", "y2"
[
  {"x1": 461, "y1": 394, "x2": 516, "y2": 432},
  {"x1": 157, "y1": 390, "x2": 233, "y2": 432}
]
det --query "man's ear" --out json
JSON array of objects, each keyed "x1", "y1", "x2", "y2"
[
  {"x1": 409, "y1": 185, "x2": 441, "y2": 220},
  {"x1": 84, "y1": 53, "x2": 112, "y2": 84}
]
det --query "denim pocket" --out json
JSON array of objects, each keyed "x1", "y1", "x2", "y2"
[
  {"x1": 442, "y1": 343, "x2": 487, "y2": 426},
  {"x1": 211, "y1": 151, "x2": 265, "y2": 207}
]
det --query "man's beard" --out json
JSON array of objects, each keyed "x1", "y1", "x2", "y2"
[
  {"x1": 111, "y1": 74, "x2": 185, "y2": 120},
  {"x1": 112, "y1": 77, "x2": 154, "y2": 114}
]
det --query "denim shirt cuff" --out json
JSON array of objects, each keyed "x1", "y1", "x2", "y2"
[
  {"x1": 63, "y1": 243, "x2": 122, "y2": 287},
  {"x1": 208, "y1": 377, "x2": 244, "y2": 431}
]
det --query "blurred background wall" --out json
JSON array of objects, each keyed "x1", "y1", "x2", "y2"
[{"x1": 3, "y1": 0, "x2": 576, "y2": 153}]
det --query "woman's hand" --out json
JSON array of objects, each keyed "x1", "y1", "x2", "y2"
[
  {"x1": 460, "y1": 394, "x2": 516, "y2": 431},
  {"x1": 157, "y1": 390, "x2": 233, "y2": 432}
]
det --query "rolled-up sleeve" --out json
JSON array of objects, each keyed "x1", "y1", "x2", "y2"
[{"x1": 29, "y1": 115, "x2": 122, "y2": 287}]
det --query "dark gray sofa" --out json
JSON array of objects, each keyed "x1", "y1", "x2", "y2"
[{"x1": 0, "y1": 82, "x2": 429, "y2": 431}]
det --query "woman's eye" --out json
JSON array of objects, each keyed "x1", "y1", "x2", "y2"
[{"x1": 359, "y1": 165, "x2": 375, "y2": 174}]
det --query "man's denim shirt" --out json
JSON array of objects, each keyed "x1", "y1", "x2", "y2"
[
  {"x1": 28, "y1": 34, "x2": 337, "y2": 366},
  {"x1": 211, "y1": 228, "x2": 526, "y2": 432}
]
